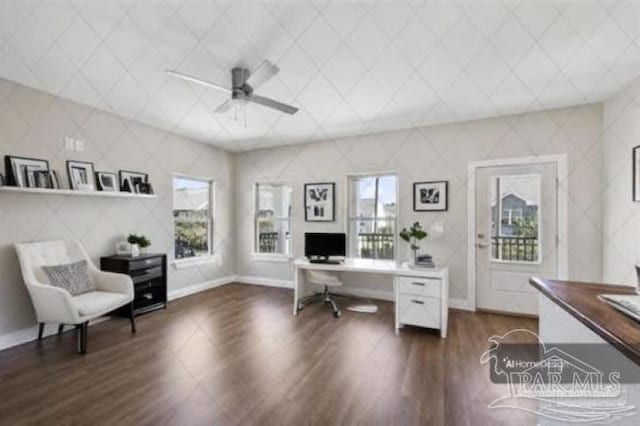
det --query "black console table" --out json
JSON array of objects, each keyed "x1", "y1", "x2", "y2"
[{"x1": 101, "y1": 253, "x2": 167, "y2": 316}]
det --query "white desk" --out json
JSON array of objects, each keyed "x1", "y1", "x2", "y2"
[{"x1": 293, "y1": 258, "x2": 449, "y2": 338}]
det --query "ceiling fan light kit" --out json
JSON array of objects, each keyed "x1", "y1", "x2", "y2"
[{"x1": 166, "y1": 60, "x2": 299, "y2": 125}]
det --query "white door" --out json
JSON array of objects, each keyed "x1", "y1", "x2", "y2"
[{"x1": 475, "y1": 162, "x2": 558, "y2": 315}]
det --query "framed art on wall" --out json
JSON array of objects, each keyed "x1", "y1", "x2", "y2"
[
  {"x1": 4, "y1": 155, "x2": 49, "y2": 187},
  {"x1": 119, "y1": 170, "x2": 148, "y2": 193},
  {"x1": 413, "y1": 181, "x2": 448, "y2": 212},
  {"x1": 305, "y1": 182, "x2": 335, "y2": 222},
  {"x1": 67, "y1": 160, "x2": 96, "y2": 191},
  {"x1": 633, "y1": 146, "x2": 640, "y2": 202}
]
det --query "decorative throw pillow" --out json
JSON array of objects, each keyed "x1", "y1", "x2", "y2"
[{"x1": 42, "y1": 260, "x2": 95, "y2": 296}]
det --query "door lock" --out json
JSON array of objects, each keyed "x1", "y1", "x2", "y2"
[
  {"x1": 477, "y1": 243, "x2": 489, "y2": 249},
  {"x1": 477, "y1": 233, "x2": 486, "y2": 239}
]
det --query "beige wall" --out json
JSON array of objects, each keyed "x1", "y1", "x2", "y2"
[
  {"x1": 234, "y1": 104, "x2": 604, "y2": 305},
  {"x1": 0, "y1": 79, "x2": 235, "y2": 346},
  {"x1": 603, "y1": 75, "x2": 640, "y2": 285}
]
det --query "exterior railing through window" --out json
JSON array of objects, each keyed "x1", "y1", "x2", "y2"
[
  {"x1": 491, "y1": 236, "x2": 538, "y2": 262},
  {"x1": 357, "y1": 233, "x2": 394, "y2": 260},
  {"x1": 258, "y1": 232, "x2": 279, "y2": 253}
]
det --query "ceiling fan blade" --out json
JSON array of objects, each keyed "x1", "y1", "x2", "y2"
[
  {"x1": 214, "y1": 99, "x2": 233, "y2": 113},
  {"x1": 246, "y1": 60, "x2": 279, "y2": 90},
  {"x1": 247, "y1": 94, "x2": 298, "y2": 115},
  {"x1": 165, "y1": 69, "x2": 230, "y2": 94}
]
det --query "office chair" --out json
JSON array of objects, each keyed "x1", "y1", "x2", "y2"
[{"x1": 298, "y1": 270, "x2": 343, "y2": 318}]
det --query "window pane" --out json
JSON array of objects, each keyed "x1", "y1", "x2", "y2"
[
  {"x1": 490, "y1": 174, "x2": 540, "y2": 262},
  {"x1": 349, "y1": 174, "x2": 397, "y2": 260},
  {"x1": 256, "y1": 184, "x2": 292, "y2": 255},
  {"x1": 173, "y1": 177, "x2": 212, "y2": 259}
]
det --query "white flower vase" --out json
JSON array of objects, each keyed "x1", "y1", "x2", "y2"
[
  {"x1": 130, "y1": 244, "x2": 140, "y2": 257},
  {"x1": 140, "y1": 246, "x2": 148, "y2": 255}
]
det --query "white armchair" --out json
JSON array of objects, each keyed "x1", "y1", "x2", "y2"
[{"x1": 15, "y1": 240, "x2": 135, "y2": 354}]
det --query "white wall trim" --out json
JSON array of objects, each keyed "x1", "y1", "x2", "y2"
[
  {"x1": 167, "y1": 275, "x2": 236, "y2": 301},
  {"x1": 0, "y1": 317, "x2": 110, "y2": 352},
  {"x1": 235, "y1": 275, "x2": 294, "y2": 289},
  {"x1": 0, "y1": 277, "x2": 236, "y2": 353},
  {"x1": 466, "y1": 154, "x2": 569, "y2": 312}
]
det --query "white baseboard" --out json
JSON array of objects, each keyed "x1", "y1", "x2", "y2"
[
  {"x1": 0, "y1": 277, "x2": 236, "y2": 353},
  {"x1": 167, "y1": 275, "x2": 236, "y2": 301},
  {"x1": 0, "y1": 317, "x2": 110, "y2": 352},
  {"x1": 449, "y1": 297, "x2": 474, "y2": 311},
  {"x1": 235, "y1": 275, "x2": 294, "y2": 289}
]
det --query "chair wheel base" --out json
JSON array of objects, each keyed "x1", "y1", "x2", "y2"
[{"x1": 333, "y1": 310, "x2": 341, "y2": 318}]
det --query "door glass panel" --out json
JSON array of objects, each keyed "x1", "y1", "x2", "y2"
[{"x1": 490, "y1": 174, "x2": 540, "y2": 262}]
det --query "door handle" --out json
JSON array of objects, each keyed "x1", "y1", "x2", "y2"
[{"x1": 477, "y1": 243, "x2": 489, "y2": 249}]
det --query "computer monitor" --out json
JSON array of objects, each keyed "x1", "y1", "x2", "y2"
[{"x1": 304, "y1": 233, "x2": 346, "y2": 263}]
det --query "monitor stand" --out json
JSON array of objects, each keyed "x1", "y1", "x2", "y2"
[{"x1": 309, "y1": 256, "x2": 340, "y2": 265}]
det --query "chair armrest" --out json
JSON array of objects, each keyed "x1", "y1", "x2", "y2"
[
  {"x1": 26, "y1": 281, "x2": 79, "y2": 324},
  {"x1": 92, "y1": 270, "x2": 134, "y2": 299}
]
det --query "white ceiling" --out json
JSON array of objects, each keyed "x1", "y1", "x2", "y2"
[{"x1": 1, "y1": 1, "x2": 640, "y2": 152}]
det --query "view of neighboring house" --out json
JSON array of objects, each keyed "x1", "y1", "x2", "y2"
[{"x1": 494, "y1": 192, "x2": 539, "y2": 237}]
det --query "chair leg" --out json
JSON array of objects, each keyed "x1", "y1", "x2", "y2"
[
  {"x1": 37, "y1": 323, "x2": 44, "y2": 340},
  {"x1": 76, "y1": 322, "x2": 88, "y2": 354},
  {"x1": 58, "y1": 324, "x2": 64, "y2": 335},
  {"x1": 129, "y1": 302, "x2": 136, "y2": 334}
]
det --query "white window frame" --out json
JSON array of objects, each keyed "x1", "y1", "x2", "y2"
[
  {"x1": 347, "y1": 172, "x2": 398, "y2": 261},
  {"x1": 253, "y1": 182, "x2": 293, "y2": 261},
  {"x1": 172, "y1": 174, "x2": 216, "y2": 268}
]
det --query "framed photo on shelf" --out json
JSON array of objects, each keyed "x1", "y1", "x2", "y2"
[
  {"x1": 304, "y1": 182, "x2": 335, "y2": 222},
  {"x1": 95, "y1": 171, "x2": 118, "y2": 192},
  {"x1": 633, "y1": 146, "x2": 640, "y2": 202},
  {"x1": 33, "y1": 170, "x2": 53, "y2": 189},
  {"x1": 4, "y1": 155, "x2": 49, "y2": 187},
  {"x1": 413, "y1": 181, "x2": 448, "y2": 212},
  {"x1": 67, "y1": 160, "x2": 96, "y2": 191},
  {"x1": 119, "y1": 170, "x2": 148, "y2": 193}
]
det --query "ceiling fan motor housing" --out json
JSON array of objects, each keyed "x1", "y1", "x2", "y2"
[{"x1": 232, "y1": 67, "x2": 253, "y2": 98}]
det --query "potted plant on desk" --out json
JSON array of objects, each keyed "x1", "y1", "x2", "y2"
[{"x1": 399, "y1": 222, "x2": 427, "y2": 265}]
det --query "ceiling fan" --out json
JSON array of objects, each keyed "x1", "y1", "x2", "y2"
[{"x1": 165, "y1": 60, "x2": 298, "y2": 115}]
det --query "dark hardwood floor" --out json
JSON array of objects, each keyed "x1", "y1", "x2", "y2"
[{"x1": 0, "y1": 284, "x2": 538, "y2": 425}]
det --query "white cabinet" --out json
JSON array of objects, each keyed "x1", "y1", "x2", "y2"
[{"x1": 394, "y1": 270, "x2": 448, "y2": 338}]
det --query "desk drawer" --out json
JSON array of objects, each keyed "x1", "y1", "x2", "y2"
[
  {"x1": 398, "y1": 294, "x2": 440, "y2": 329},
  {"x1": 396, "y1": 276, "x2": 441, "y2": 297}
]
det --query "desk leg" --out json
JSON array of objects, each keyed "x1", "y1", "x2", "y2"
[
  {"x1": 440, "y1": 270, "x2": 449, "y2": 339},
  {"x1": 293, "y1": 267, "x2": 300, "y2": 315}
]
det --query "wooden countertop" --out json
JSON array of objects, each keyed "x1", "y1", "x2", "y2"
[{"x1": 530, "y1": 277, "x2": 640, "y2": 366}]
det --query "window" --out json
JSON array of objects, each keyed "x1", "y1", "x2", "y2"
[
  {"x1": 173, "y1": 176, "x2": 213, "y2": 259},
  {"x1": 491, "y1": 174, "x2": 540, "y2": 262},
  {"x1": 348, "y1": 174, "x2": 397, "y2": 260},
  {"x1": 255, "y1": 183, "x2": 292, "y2": 256}
]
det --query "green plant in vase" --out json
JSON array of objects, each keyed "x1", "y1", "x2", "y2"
[
  {"x1": 399, "y1": 222, "x2": 427, "y2": 264},
  {"x1": 127, "y1": 234, "x2": 151, "y2": 255}
]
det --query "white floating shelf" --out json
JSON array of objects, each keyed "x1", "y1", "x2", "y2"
[{"x1": 0, "y1": 186, "x2": 157, "y2": 199}]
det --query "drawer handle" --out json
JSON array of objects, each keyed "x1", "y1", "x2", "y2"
[
  {"x1": 411, "y1": 299, "x2": 425, "y2": 305},
  {"x1": 145, "y1": 259, "x2": 154, "y2": 264},
  {"x1": 411, "y1": 282, "x2": 425, "y2": 286},
  {"x1": 142, "y1": 293, "x2": 153, "y2": 300}
]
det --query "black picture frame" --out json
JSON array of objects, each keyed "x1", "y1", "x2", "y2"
[
  {"x1": 413, "y1": 181, "x2": 448, "y2": 212},
  {"x1": 304, "y1": 182, "x2": 335, "y2": 222},
  {"x1": 4, "y1": 155, "x2": 49, "y2": 187},
  {"x1": 119, "y1": 170, "x2": 148, "y2": 193},
  {"x1": 33, "y1": 170, "x2": 53, "y2": 189},
  {"x1": 95, "y1": 171, "x2": 118, "y2": 192},
  {"x1": 66, "y1": 160, "x2": 96, "y2": 190},
  {"x1": 634, "y1": 146, "x2": 640, "y2": 202}
]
